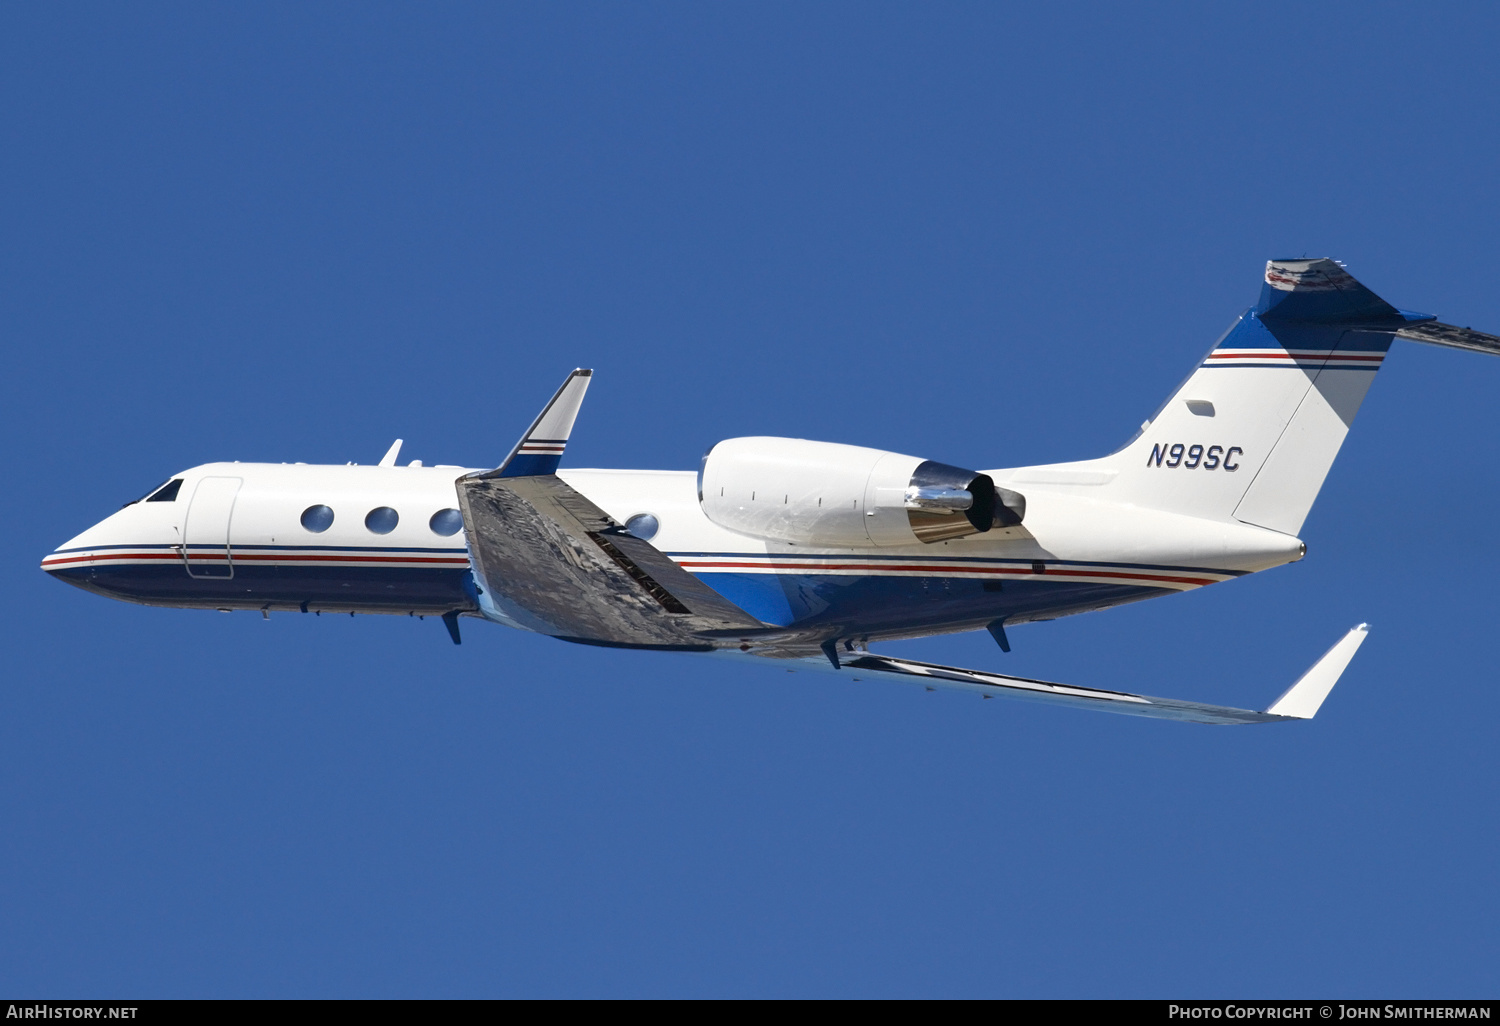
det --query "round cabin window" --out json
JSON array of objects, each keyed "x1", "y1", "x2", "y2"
[
  {"x1": 624, "y1": 513, "x2": 660, "y2": 541},
  {"x1": 365, "y1": 507, "x2": 399, "y2": 535},
  {"x1": 429, "y1": 509, "x2": 464, "y2": 536},
  {"x1": 300, "y1": 505, "x2": 335, "y2": 533}
]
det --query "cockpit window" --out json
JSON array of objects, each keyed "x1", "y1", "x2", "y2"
[
  {"x1": 124, "y1": 478, "x2": 182, "y2": 507},
  {"x1": 146, "y1": 479, "x2": 184, "y2": 503}
]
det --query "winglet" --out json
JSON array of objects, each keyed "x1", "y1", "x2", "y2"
[
  {"x1": 1264, "y1": 624, "x2": 1369, "y2": 719},
  {"x1": 479, "y1": 369, "x2": 593, "y2": 479},
  {"x1": 379, "y1": 439, "x2": 403, "y2": 467}
]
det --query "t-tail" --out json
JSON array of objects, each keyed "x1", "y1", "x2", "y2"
[{"x1": 1033, "y1": 259, "x2": 1500, "y2": 535}]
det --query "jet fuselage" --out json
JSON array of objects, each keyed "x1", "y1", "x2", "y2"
[{"x1": 44, "y1": 460, "x2": 1304, "y2": 644}]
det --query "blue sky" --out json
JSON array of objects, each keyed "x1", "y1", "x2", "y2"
[{"x1": 4, "y1": 3, "x2": 1499, "y2": 997}]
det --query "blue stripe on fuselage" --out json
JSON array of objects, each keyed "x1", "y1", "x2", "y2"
[
  {"x1": 48, "y1": 562, "x2": 476, "y2": 614},
  {"x1": 48, "y1": 546, "x2": 1186, "y2": 635}
]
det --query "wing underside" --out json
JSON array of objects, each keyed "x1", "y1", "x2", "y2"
[
  {"x1": 458, "y1": 474, "x2": 766, "y2": 647},
  {"x1": 786, "y1": 624, "x2": 1368, "y2": 724}
]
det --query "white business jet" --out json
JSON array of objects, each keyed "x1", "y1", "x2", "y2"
[{"x1": 42, "y1": 259, "x2": 1500, "y2": 723}]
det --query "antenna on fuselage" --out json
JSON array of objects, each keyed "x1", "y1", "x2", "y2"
[{"x1": 379, "y1": 439, "x2": 403, "y2": 467}]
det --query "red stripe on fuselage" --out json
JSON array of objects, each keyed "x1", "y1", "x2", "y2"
[
  {"x1": 43, "y1": 553, "x2": 1216, "y2": 588},
  {"x1": 674, "y1": 560, "x2": 1221, "y2": 587},
  {"x1": 42, "y1": 552, "x2": 469, "y2": 567}
]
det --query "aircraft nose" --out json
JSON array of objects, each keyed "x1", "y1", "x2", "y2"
[
  {"x1": 42, "y1": 535, "x2": 97, "y2": 578},
  {"x1": 41, "y1": 517, "x2": 117, "y2": 584},
  {"x1": 41, "y1": 543, "x2": 93, "y2": 591},
  {"x1": 42, "y1": 535, "x2": 81, "y2": 571},
  {"x1": 42, "y1": 484, "x2": 193, "y2": 601}
]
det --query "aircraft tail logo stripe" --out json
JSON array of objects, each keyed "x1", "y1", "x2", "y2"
[{"x1": 1204, "y1": 348, "x2": 1386, "y2": 369}]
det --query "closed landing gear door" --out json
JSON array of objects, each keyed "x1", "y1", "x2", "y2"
[{"x1": 183, "y1": 477, "x2": 242, "y2": 579}]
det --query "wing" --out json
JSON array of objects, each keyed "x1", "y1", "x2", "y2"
[
  {"x1": 789, "y1": 625, "x2": 1368, "y2": 725},
  {"x1": 457, "y1": 371, "x2": 765, "y2": 648}
]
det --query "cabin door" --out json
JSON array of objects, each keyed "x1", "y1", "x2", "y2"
[{"x1": 183, "y1": 477, "x2": 242, "y2": 579}]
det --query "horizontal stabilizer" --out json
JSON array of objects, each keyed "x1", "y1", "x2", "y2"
[
  {"x1": 791, "y1": 625, "x2": 1369, "y2": 724},
  {"x1": 1395, "y1": 321, "x2": 1500, "y2": 357},
  {"x1": 482, "y1": 369, "x2": 593, "y2": 479}
]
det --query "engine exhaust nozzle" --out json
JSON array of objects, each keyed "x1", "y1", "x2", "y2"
[{"x1": 903, "y1": 486, "x2": 974, "y2": 512}]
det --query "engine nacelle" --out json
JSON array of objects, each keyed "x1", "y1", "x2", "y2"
[{"x1": 698, "y1": 437, "x2": 1025, "y2": 547}]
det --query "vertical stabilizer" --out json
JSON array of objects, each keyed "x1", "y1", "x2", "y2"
[{"x1": 1021, "y1": 260, "x2": 1409, "y2": 536}]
